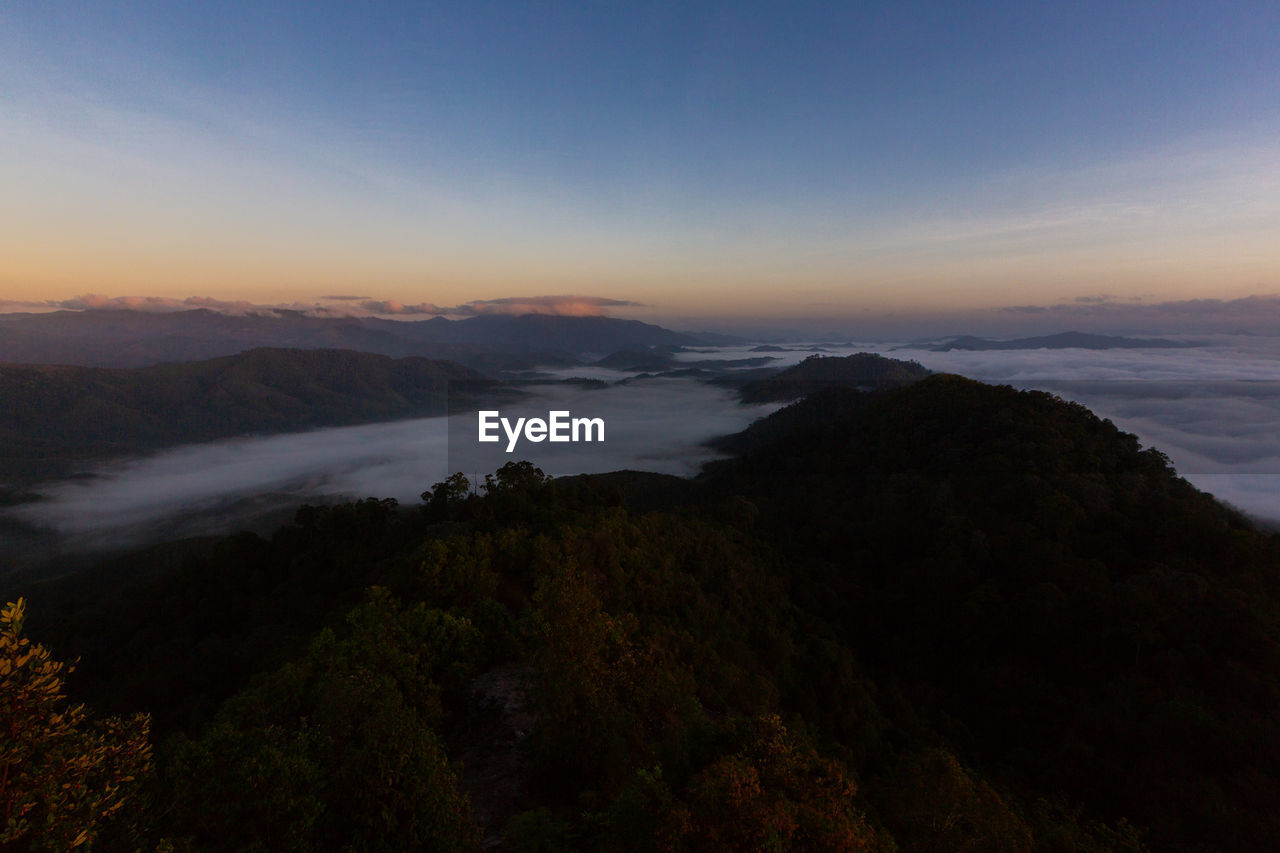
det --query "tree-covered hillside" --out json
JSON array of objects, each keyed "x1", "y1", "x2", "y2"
[
  {"x1": 10, "y1": 375, "x2": 1280, "y2": 851},
  {"x1": 0, "y1": 348, "x2": 496, "y2": 487}
]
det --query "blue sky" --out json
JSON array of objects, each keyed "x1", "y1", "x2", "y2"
[{"x1": 2, "y1": 1, "x2": 1278, "y2": 323}]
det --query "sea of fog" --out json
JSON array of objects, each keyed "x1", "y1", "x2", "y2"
[
  {"x1": 672, "y1": 336, "x2": 1280, "y2": 524},
  {"x1": 9, "y1": 379, "x2": 780, "y2": 545},
  {"x1": 10, "y1": 334, "x2": 1280, "y2": 548}
]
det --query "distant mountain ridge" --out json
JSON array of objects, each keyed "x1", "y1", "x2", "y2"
[
  {"x1": 0, "y1": 347, "x2": 494, "y2": 488},
  {"x1": 360, "y1": 313, "x2": 705, "y2": 353},
  {"x1": 926, "y1": 331, "x2": 1198, "y2": 351},
  {"x1": 734, "y1": 353, "x2": 931, "y2": 402},
  {"x1": 0, "y1": 309, "x2": 717, "y2": 368}
]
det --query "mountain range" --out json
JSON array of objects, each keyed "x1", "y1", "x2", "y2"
[
  {"x1": 0, "y1": 309, "x2": 723, "y2": 368},
  {"x1": 926, "y1": 331, "x2": 1198, "y2": 351},
  {"x1": 0, "y1": 348, "x2": 495, "y2": 490}
]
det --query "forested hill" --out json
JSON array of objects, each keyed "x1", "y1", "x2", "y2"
[
  {"x1": 704, "y1": 374, "x2": 1280, "y2": 850},
  {"x1": 0, "y1": 347, "x2": 495, "y2": 485},
  {"x1": 10, "y1": 374, "x2": 1280, "y2": 852}
]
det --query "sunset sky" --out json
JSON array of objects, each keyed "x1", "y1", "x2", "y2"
[{"x1": 2, "y1": 1, "x2": 1278, "y2": 325}]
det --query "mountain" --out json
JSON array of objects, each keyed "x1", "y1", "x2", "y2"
[
  {"x1": 0, "y1": 348, "x2": 494, "y2": 487},
  {"x1": 929, "y1": 331, "x2": 1198, "y2": 351},
  {"x1": 0, "y1": 309, "x2": 415, "y2": 367},
  {"x1": 702, "y1": 374, "x2": 1280, "y2": 851},
  {"x1": 733, "y1": 352, "x2": 931, "y2": 402},
  {"x1": 11, "y1": 374, "x2": 1280, "y2": 851},
  {"x1": 679, "y1": 329, "x2": 747, "y2": 346},
  {"x1": 368, "y1": 313, "x2": 702, "y2": 353},
  {"x1": 0, "y1": 309, "x2": 710, "y2": 368}
]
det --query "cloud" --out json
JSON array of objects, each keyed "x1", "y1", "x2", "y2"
[
  {"x1": 451, "y1": 295, "x2": 645, "y2": 317},
  {"x1": 0, "y1": 298, "x2": 60, "y2": 312},
  {"x1": 328, "y1": 293, "x2": 645, "y2": 317},
  {"x1": 807, "y1": 293, "x2": 1280, "y2": 339},
  {"x1": 47, "y1": 294, "x2": 293, "y2": 316},
  {"x1": 353, "y1": 293, "x2": 647, "y2": 318},
  {"x1": 355, "y1": 299, "x2": 442, "y2": 315},
  {"x1": 5, "y1": 292, "x2": 376, "y2": 318},
  {"x1": 1, "y1": 292, "x2": 644, "y2": 320},
  {"x1": 992, "y1": 294, "x2": 1280, "y2": 335}
]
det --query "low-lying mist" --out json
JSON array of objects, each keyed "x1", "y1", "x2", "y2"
[
  {"x1": 687, "y1": 337, "x2": 1280, "y2": 522},
  {"x1": 9, "y1": 379, "x2": 779, "y2": 545},
  {"x1": 9, "y1": 334, "x2": 1280, "y2": 553}
]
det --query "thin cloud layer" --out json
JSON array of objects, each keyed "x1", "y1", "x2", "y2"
[
  {"x1": 5, "y1": 291, "x2": 1280, "y2": 334},
  {"x1": 0, "y1": 292, "x2": 644, "y2": 319},
  {"x1": 353, "y1": 299, "x2": 443, "y2": 315},
  {"x1": 0, "y1": 294, "x2": 337, "y2": 316},
  {"x1": 332, "y1": 294, "x2": 648, "y2": 317},
  {"x1": 993, "y1": 294, "x2": 1280, "y2": 335},
  {"x1": 453, "y1": 295, "x2": 644, "y2": 316}
]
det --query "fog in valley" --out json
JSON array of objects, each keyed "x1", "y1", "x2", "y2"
[
  {"x1": 8, "y1": 379, "x2": 779, "y2": 547},
  {"x1": 9, "y1": 335, "x2": 1280, "y2": 553},
  {"x1": 688, "y1": 337, "x2": 1280, "y2": 523}
]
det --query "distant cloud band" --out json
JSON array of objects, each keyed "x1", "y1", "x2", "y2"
[{"x1": 0, "y1": 293, "x2": 646, "y2": 319}]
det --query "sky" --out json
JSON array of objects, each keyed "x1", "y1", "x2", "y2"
[{"x1": 2, "y1": 1, "x2": 1279, "y2": 326}]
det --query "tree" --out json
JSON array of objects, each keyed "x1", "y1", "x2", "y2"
[
  {"x1": 157, "y1": 589, "x2": 480, "y2": 852},
  {"x1": 484, "y1": 461, "x2": 551, "y2": 496},
  {"x1": 672, "y1": 715, "x2": 885, "y2": 853},
  {"x1": 877, "y1": 748, "x2": 1032, "y2": 853},
  {"x1": 1, "y1": 598, "x2": 151, "y2": 851},
  {"x1": 421, "y1": 472, "x2": 473, "y2": 511}
]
